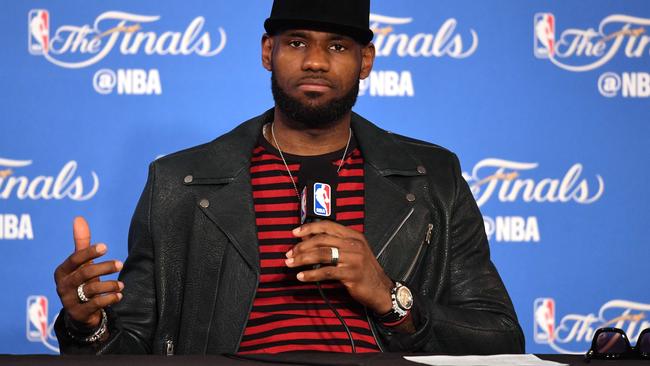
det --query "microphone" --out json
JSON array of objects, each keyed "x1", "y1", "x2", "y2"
[
  {"x1": 298, "y1": 159, "x2": 338, "y2": 224},
  {"x1": 296, "y1": 161, "x2": 357, "y2": 353},
  {"x1": 301, "y1": 181, "x2": 335, "y2": 224}
]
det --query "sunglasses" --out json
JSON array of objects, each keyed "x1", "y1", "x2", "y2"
[{"x1": 585, "y1": 327, "x2": 650, "y2": 362}]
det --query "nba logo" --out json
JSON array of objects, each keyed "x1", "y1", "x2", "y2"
[
  {"x1": 534, "y1": 13, "x2": 555, "y2": 58},
  {"x1": 28, "y1": 9, "x2": 50, "y2": 55},
  {"x1": 313, "y1": 183, "x2": 331, "y2": 217},
  {"x1": 26, "y1": 295, "x2": 49, "y2": 342},
  {"x1": 534, "y1": 298, "x2": 556, "y2": 343}
]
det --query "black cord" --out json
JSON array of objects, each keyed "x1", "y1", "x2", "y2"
[{"x1": 315, "y1": 280, "x2": 356, "y2": 353}]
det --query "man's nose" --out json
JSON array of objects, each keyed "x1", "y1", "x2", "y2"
[{"x1": 302, "y1": 45, "x2": 330, "y2": 72}]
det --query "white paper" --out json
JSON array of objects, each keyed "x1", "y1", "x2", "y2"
[{"x1": 404, "y1": 354, "x2": 568, "y2": 366}]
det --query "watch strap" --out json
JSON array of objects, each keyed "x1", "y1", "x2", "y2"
[{"x1": 374, "y1": 281, "x2": 412, "y2": 325}]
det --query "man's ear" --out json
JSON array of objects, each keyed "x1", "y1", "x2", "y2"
[
  {"x1": 359, "y1": 43, "x2": 376, "y2": 80},
  {"x1": 261, "y1": 34, "x2": 274, "y2": 71}
]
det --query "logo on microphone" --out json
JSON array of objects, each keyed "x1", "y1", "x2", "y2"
[{"x1": 313, "y1": 183, "x2": 331, "y2": 217}]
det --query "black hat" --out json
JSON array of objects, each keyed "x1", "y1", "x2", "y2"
[{"x1": 264, "y1": 0, "x2": 374, "y2": 45}]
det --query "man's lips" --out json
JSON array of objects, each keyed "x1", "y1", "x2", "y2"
[{"x1": 297, "y1": 78, "x2": 333, "y2": 93}]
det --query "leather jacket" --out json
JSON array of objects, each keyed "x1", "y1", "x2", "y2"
[{"x1": 55, "y1": 109, "x2": 525, "y2": 355}]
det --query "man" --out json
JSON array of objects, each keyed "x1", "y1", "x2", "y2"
[{"x1": 54, "y1": 0, "x2": 524, "y2": 355}]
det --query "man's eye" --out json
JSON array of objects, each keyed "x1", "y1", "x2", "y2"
[
  {"x1": 330, "y1": 44, "x2": 347, "y2": 52},
  {"x1": 289, "y1": 40, "x2": 305, "y2": 48}
]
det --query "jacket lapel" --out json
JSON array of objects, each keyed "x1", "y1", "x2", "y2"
[
  {"x1": 187, "y1": 110, "x2": 272, "y2": 273},
  {"x1": 176, "y1": 112, "x2": 270, "y2": 353},
  {"x1": 197, "y1": 171, "x2": 259, "y2": 271}
]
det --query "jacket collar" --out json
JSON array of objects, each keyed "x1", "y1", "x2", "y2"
[
  {"x1": 191, "y1": 108, "x2": 423, "y2": 181},
  {"x1": 350, "y1": 112, "x2": 422, "y2": 176}
]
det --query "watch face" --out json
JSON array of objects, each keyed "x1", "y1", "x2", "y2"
[{"x1": 396, "y1": 286, "x2": 413, "y2": 310}]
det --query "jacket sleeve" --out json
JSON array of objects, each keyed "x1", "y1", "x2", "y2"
[
  {"x1": 373, "y1": 154, "x2": 525, "y2": 354},
  {"x1": 55, "y1": 163, "x2": 158, "y2": 354}
]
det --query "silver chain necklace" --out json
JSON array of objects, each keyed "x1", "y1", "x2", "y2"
[{"x1": 267, "y1": 122, "x2": 352, "y2": 199}]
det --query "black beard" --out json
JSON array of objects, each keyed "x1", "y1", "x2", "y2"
[{"x1": 271, "y1": 71, "x2": 359, "y2": 130}]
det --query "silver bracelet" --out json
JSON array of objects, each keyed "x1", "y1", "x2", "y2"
[{"x1": 67, "y1": 309, "x2": 108, "y2": 344}]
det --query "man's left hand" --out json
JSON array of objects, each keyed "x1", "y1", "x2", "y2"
[{"x1": 286, "y1": 220, "x2": 393, "y2": 315}]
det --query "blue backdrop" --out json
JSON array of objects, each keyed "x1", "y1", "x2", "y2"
[{"x1": 2, "y1": 0, "x2": 649, "y2": 355}]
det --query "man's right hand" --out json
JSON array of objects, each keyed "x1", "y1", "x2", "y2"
[{"x1": 54, "y1": 217, "x2": 124, "y2": 330}]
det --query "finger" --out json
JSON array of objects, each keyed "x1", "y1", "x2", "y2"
[
  {"x1": 297, "y1": 266, "x2": 345, "y2": 282},
  {"x1": 56, "y1": 244, "x2": 107, "y2": 276},
  {"x1": 73, "y1": 216, "x2": 92, "y2": 252},
  {"x1": 77, "y1": 293, "x2": 123, "y2": 319},
  {"x1": 68, "y1": 260, "x2": 123, "y2": 286},
  {"x1": 82, "y1": 280, "x2": 124, "y2": 298},
  {"x1": 293, "y1": 220, "x2": 364, "y2": 241},
  {"x1": 293, "y1": 220, "x2": 345, "y2": 238},
  {"x1": 288, "y1": 234, "x2": 347, "y2": 258},
  {"x1": 286, "y1": 246, "x2": 335, "y2": 268}
]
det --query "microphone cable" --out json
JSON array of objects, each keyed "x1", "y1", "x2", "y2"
[
  {"x1": 298, "y1": 168, "x2": 356, "y2": 352},
  {"x1": 314, "y1": 271, "x2": 356, "y2": 353}
]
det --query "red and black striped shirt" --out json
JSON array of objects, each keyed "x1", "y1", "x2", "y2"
[{"x1": 238, "y1": 136, "x2": 380, "y2": 354}]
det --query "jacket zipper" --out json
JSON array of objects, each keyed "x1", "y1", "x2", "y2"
[
  {"x1": 366, "y1": 224, "x2": 433, "y2": 352},
  {"x1": 376, "y1": 207, "x2": 415, "y2": 261},
  {"x1": 401, "y1": 223, "x2": 434, "y2": 282},
  {"x1": 364, "y1": 212, "x2": 418, "y2": 352},
  {"x1": 165, "y1": 339, "x2": 174, "y2": 356}
]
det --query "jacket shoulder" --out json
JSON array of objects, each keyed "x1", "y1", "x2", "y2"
[
  {"x1": 391, "y1": 132, "x2": 451, "y2": 153},
  {"x1": 149, "y1": 110, "x2": 270, "y2": 177},
  {"x1": 390, "y1": 132, "x2": 460, "y2": 170},
  {"x1": 150, "y1": 141, "x2": 214, "y2": 172}
]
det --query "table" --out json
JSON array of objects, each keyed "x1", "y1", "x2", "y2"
[{"x1": 0, "y1": 353, "x2": 647, "y2": 366}]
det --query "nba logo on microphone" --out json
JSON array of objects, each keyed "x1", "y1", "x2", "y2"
[
  {"x1": 534, "y1": 13, "x2": 555, "y2": 58},
  {"x1": 28, "y1": 9, "x2": 50, "y2": 55},
  {"x1": 313, "y1": 183, "x2": 331, "y2": 217},
  {"x1": 533, "y1": 298, "x2": 556, "y2": 343},
  {"x1": 26, "y1": 295, "x2": 49, "y2": 342}
]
